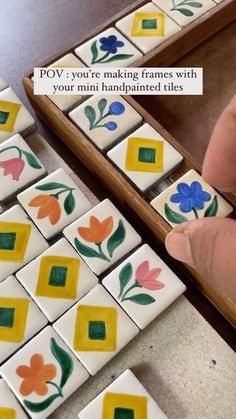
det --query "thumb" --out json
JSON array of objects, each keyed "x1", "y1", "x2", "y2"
[{"x1": 165, "y1": 217, "x2": 236, "y2": 303}]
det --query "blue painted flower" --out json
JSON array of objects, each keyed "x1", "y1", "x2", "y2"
[
  {"x1": 105, "y1": 122, "x2": 117, "y2": 131},
  {"x1": 170, "y1": 181, "x2": 211, "y2": 213},
  {"x1": 99, "y1": 35, "x2": 124, "y2": 54},
  {"x1": 109, "y1": 102, "x2": 125, "y2": 115}
]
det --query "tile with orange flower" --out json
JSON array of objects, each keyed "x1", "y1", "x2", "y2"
[
  {"x1": 0, "y1": 327, "x2": 89, "y2": 418},
  {"x1": 17, "y1": 168, "x2": 92, "y2": 240},
  {"x1": 64, "y1": 199, "x2": 141, "y2": 275},
  {"x1": 0, "y1": 378, "x2": 28, "y2": 419},
  {"x1": 103, "y1": 244, "x2": 186, "y2": 329}
]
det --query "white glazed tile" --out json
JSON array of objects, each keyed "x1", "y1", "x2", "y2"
[
  {"x1": 151, "y1": 169, "x2": 233, "y2": 227},
  {"x1": 63, "y1": 199, "x2": 142, "y2": 275},
  {"x1": 0, "y1": 204, "x2": 48, "y2": 283},
  {"x1": 116, "y1": 2, "x2": 181, "y2": 54},
  {"x1": 152, "y1": 0, "x2": 216, "y2": 27},
  {"x1": 17, "y1": 168, "x2": 92, "y2": 240},
  {"x1": 213, "y1": 0, "x2": 225, "y2": 3},
  {"x1": 54, "y1": 285, "x2": 139, "y2": 376},
  {"x1": 103, "y1": 244, "x2": 186, "y2": 329},
  {"x1": 0, "y1": 133, "x2": 46, "y2": 201},
  {"x1": 47, "y1": 53, "x2": 87, "y2": 112},
  {"x1": 107, "y1": 123, "x2": 183, "y2": 192},
  {"x1": 69, "y1": 95, "x2": 143, "y2": 151},
  {"x1": 75, "y1": 27, "x2": 143, "y2": 68},
  {"x1": 16, "y1": 238, "x2": 98, "y2": 322},
  {"x1": 0, "y1": 326, "x2": 89, "y2": 419},
  {"x1": 0, "y1": 275, "x2": 48, "y2": 364},
  {"x1": 79, "y1": 369, "x2": 168, "y2": 419},
  {"x1": 0, "y1": 379, "x2": 28, "y2": 419},
  {"x1": 0, "y1": 87, "x2": 35, "y2": 144},
  {"x1": 0, "y1": 77, "x2": 8, "y2": 92}
]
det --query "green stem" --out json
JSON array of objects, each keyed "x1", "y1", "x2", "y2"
[
  {"x1": 121, "y1": 280, "x2": 142, "y2": 302},
  {"x1": 96, "y1": 242, "x2": 111, "y2": 262},
  {"x1": 193, "y1": 208, "x2": 199, "y2": 219},
  {"x1": 92, "y1": 51, "x2": 110, "y2": 64},
  {"x1": 51, "y1": 188, "x2": 75, "y2": 199},
  {"x1": 46, "y1": 381, "x2": 63, "y2": 398},
  {"x1": 90, "y1": 111, "x2": 111, "y2": 130},
  {"x1": 0, "y1": 146, "x2": 22, "y2": 158}
]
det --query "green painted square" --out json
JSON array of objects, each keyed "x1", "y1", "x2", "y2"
[
  {"x1": 49, "y1": 266, "x2": 68, "y2": 287},
  {"x1": 0, "y1": 232, "x2": 16, "y2": 251},
  {"x1": 88, "y1": 321, "x2": 106, "y2": 340},
  {"x1": 142, "y1": 19, "x2": 157, "y2": 30},
  {"x1": 0, "y1": 111, "x2": 9, "y2": 125},
  {"x1": 114, "y1": 408, "x2": 134, "y2": 419},
  {"x1": 138, "y1": 147, "x2": 156, "y2": 163},
  {"x1": 0, "y1": 307, "x2": 15, "y2": 328}
]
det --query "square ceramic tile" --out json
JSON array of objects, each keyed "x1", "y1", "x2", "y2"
[
  {"x1": 151, "y1": 169, "x2": 233, "y2": 227},
  {"x1": 17, "y1": 168, "x2": 92, "y2": 240},
  {"x1": 116, "y1": 2, "x2": 181, "y2": 54},
  {"x1": 54, "y1": 285, "x2": 139, "y2": 376},
  {"x1": 47, "y1": 53, "x2": 87, "y2": 112},
  {"x1": 107, "y1": 123, "x2": 183, "y2": 192},
  {"x1": 0, "y1": 275, "x2": 48, "y2": 364},
  {"x1": 16, "y1": 238, "x2": 98, "y2": 322},
  {"x1": 152, "y1": 0, "x2": 216, "y2": 27},
  {"x1": 0, "y1": 77, "x2": 8, "y2": 92},
  {"x1": 0, "y1": 87, "x2": 35, "y2": 144},
  {"x1": 79, "y1": 369, "x2": 168, "y2": 419},
  {"x1": 0, "y1": 133, "x2": 46, "y2": 202},
  {"x1": 103, "y1": 244, "x2": 186, "y2": 329},
  {"x1": 75, "y1": 27, "x2": 143, "y2": 68},
  {"x1": 0, "y1": 326, "x2": 89, "y2": 419},
  {"x1": 0, "y1": 379, "x2": 28, "y2": 419},
  {"x1": 69, "y1": 95, "x2": 143, "y2": 151},
  {"x1": 0, "y1": 204, "x2": 48, "y2": 283},
  {"x1": 63, "y1": 199, "x2": 142, "y2": 275},
  {"x1": 213, "y1": 0, "x2": 224, "y2": 3}
]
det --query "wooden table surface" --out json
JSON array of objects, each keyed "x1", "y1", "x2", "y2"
[{"x1": 0, "y1": 0, "x2": 235, "y2": 349}]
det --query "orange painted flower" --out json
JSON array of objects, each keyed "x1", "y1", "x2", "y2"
[
  {"x1": 29, "y1": 194, "x2": 61, "y2": 225},
  {"x1": 78, "y1": 215, "x2": 113, "y2": 243},
  {"x1": 16, "y1": 354, "x2": 57, "y2": 397}
]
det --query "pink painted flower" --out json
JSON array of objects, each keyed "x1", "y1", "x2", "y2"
[
  {"x1": 135, "y1": 260, "x2": 165, "y2": 290},
  {"x1": 0, "y1": 158, "x2": 25, "y2": 181}
]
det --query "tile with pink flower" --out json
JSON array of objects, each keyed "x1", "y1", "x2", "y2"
[
  {"x1": 17, "y1": 168, "x2": 92, "y2": 240},
  {"x1": 0, "y1": 326, "x2": 89, "y2": 419},
  {"x1": 0, "y1": 378, "x2": 28, "y2": 419},
  {"x1": 0, "y1": 133, "x2": 46, "y2": 202},
  {"x1": 103, "y1": 244, "x2": 186, "y2": 329}
]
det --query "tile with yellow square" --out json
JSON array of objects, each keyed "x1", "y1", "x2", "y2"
[
  {"x1": 0, "y1": 379, "x2": 28, "y2": 419},
  {"x1": 108, "y1": 123, "x2": 183, "y2": 192},
  {"x1": 0, "y1": 88, "x2": 35, "y2": 144},
  {"x1": 54, "y1": 285, "x2": 139, "y2": 375},
  {"x1": 79, "y1": 369, "x2": 168, "y2": 419},
  {"x1": 0, "y1": 205, "x2": 48, "y2": 283},
  {"x1": 0, "y1": 276, "x2": 47, "y2": 364},
  {"x1": 116, "y1": 2, "x2": 181, "y2": 54},
  {"x1": 16, "y1": 238, "x2": 98, "y2": 322}
]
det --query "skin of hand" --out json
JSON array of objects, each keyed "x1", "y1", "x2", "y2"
[{"x1": 165, "y1": 95, "x2": 236, "y2": 303}]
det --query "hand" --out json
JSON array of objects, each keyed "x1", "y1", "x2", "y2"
[{"x1": 165, "y1": 95, "x2": 236, "y2": 302}]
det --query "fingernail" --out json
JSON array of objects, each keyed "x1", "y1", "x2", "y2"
[{"x1": 165, "y1": 231, "x2": 194, "y2": 265}]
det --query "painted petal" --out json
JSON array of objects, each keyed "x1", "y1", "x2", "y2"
[
  {"x1": 136, "y1": 260, "x2": 150, "y2": 283},
  {"x1": 78, "y1": 226, "x2": 97, "y2": 242},
  {"x1": 146, "y1": 267, "x2": 162, "y2": 281},
  {"x1": 100, "y1": 45, "x2": 109, "y2": 52},
  {"x1": 20, "y1": 379, "x2": 35, "y2": 397},
  {"x1": 89, "y1": 216, "x2": 101, "y2": 230},
  {"x1": 170, "y1": 193, "x2": 183, "y2": 203},
  {"x1": 107, "y1": 35, "x2": 117, "y2": 44},
  {"x1": 101, "y1": 216, "x2": 114, "y2": 241},
  {"x1": 198, "y1": 191, "x2": 211, "y2": 202},
  {"x1": 190, "y1": 181, "x2": 202, "y2": 195},
  {"x1": 109, "y1": 46, "x2": 117, "y2": 54},
  {"x1": 35, "y1": 381, "x2": 48, "y2": 396},
  {"x1": 37, "y1": 199, "x2": 52, "y2": 219},
  {"x1": 49, "y1": 201, "x2": 61, "y2": 225},
  {"x1": 143, "y1": 279, "x2": 165, "y2": 291},
  {"x1": 30, "y1": 354, "x2": 44, "y2": 372},
  {"x1": 192, "y1": 196, "x2": 204, "y2": 210},
  {"x1": 29, "y1": 194, "x2": 49, "y2": 207},
  {"x1": 99, "y1": 37, "x2": 107, "y2": 44},
  {"x1": 41, "y1": 364, "x2": 57, "y2": 381},
  {"x1": 177, "y1": 183, "x2": 191, "y2": 197},
  {"x1": 180, "y1": 198, "x2": 193, "y2": 213},
  {"x1": 116, "y1": 41, "x2": 124, "y2": 48},
  {"x1": 16, "y1": 365, "x2": 32, "y2": 379}
]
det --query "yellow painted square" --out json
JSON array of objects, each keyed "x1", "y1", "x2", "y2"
[
  {"x1": 0, "y1": 101, "x2": 21, "y2": 133},
  {"x1": 0, "y1": 407, "x2": 16, "y2": 419},
  {"x1": 0, "y1": 297, "x2": 29, "y2": 343},
  {"x1": 36, "y1": 255, "x2": 80, "y2": 299},
  {"x1": 132, "y1": 12, "x2": 165, "y2": 37},
  {"x1": 73, "y1": 305, "x2": 117, "y2": 352},
  {"x1": 102, "y1": 392, "x2": 148, "y2": 419},
  {"x1": 0, "y1": 222, "x2": 31, "y2": 262},
  {"x1": 125, "y1": 137, "x2": 164, "y2": 173}
]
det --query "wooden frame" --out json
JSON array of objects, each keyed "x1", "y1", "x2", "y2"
[{"x1": 23, "y1": 0, "x2": 236, "y2": 325}]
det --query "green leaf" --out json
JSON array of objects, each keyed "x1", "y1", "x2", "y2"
[
  {"x1": 125, "y1": 294, "x2": 156, "y2": 305},
  {"x1": 183, "y1": 2, "x2": 203, "y2": 7},
  {"x1": 91, "y1": 40, "x2": 98, "y2": 63},
  {"x1": 36, "y1": 182, "x2": 67, "y2": 191},
  {"x1": 24, "y1": 394, "x2": 60, "y2": 412},
  {"x1": 204, "y1": 196, "x2": 218, "y2": 217},
  {"x1": 98, "y1": 98, "x2": 107, "y2": 118},
  {"x1": 74, "y1": 238, "x2": 101, "y2": 258},
  {"x1": 102, "y1": 54, "x2": 134, "y2": 63},
  {"x1": 50, "y1": 338, "x2": 74, "y2": 388},
  {"x1": 84, "y1": 105, "x2": 96, "y2": 130},
  {"x1": 175, "y1": 7, "x2": 194, "y2": 16},
  {"x1": 107, "y1": 219, "x2": 126, "y2": 258},
  {"x1": 21, "y1": 150, "x2": 42, "y2": 169},
  {"x1": 64, "y1": 191, "x2": 75, "y2": 215},
  {"x1": 164, "y1": 203, "x2": 188, "y2": 224},
  {"x1": 118, "y1": 263, "x2": 132, "y2": 299}
]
